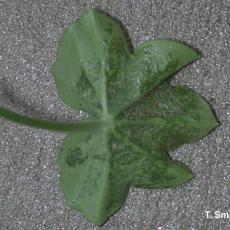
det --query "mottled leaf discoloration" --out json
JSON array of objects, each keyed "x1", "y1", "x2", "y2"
[{"x1": 52, "y1": 9, "x2": 218, "y2": 225}]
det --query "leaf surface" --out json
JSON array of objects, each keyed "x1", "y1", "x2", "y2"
[
  {"x1": 118, "y1": 82, "x2": 219, "y2": 153},
  {"x1": 52, "y1": 9, "x2": 130, "y2": 117},
  {"x1": 58, "y1": 129, "x2": 193, "y2": 225},
  {"x1": 52, "y1": 9, "x2": 218, "y2": 225},
  {"x1": 107, "y1": 40, "x2": 200, "y2": 114},
  {"x1": 52, "y1": 9, "x2": 199, "y2": 117}
]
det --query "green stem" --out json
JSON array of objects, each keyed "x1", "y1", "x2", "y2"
[{"x1": 0, "y1": 107, "x2": 104, "y2": 132}]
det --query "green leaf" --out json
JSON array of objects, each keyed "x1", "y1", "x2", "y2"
[
  {"x1": 0, "y1": 8, "x2": 219, "y2": 226},
  {"x1": 52, "y1": 9, "x2": 218, "y2": 225},
  {"x1": 57, "y1": 82, "x2": 218, "y2": 225}
]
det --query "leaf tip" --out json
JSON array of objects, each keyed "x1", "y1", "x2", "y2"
[{"x1": 166, "y1": 161, "x2": 194, "y2": 187}]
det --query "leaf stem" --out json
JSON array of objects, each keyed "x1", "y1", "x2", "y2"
[{"x1": 0, "y1": 107, "x2": 104, "y2": 132}]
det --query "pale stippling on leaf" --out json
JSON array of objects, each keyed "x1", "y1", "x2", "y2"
[{"x1": 0, "y1": 9, "x2": 218, "y2": 225}]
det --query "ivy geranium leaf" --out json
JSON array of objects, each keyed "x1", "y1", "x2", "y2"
[
  {"x1": 0, "y1": 8, "x2": 219, "y2": 226},
  {"x1": 52, "y1": 9, "x2": 218, "y2": 225}
]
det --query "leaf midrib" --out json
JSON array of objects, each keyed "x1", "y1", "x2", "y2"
[{"x1": 88, "y1": 11, "x2": 109, "y2": 119}]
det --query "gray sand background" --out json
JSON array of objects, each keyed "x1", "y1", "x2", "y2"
[{"x1": 0, "y1": 0, "x2": 229, "y2": 229}]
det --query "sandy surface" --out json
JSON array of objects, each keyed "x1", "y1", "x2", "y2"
[{"x1": 0, "y1": 0, "x2": 229, "y2": 229}]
